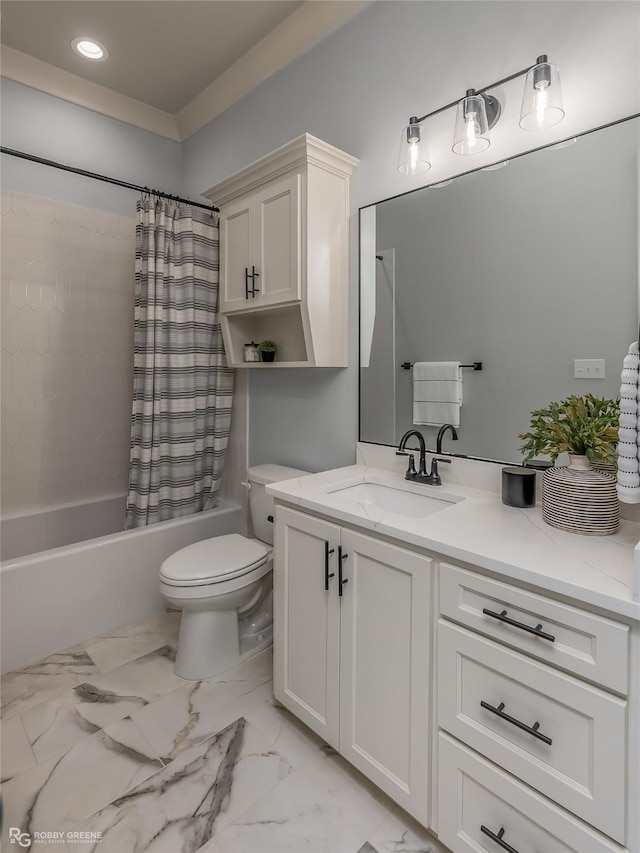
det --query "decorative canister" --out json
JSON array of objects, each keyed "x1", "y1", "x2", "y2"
[
  {"x1": 541, "y1": 454, "x2": 619, "y2": 535},
  {"x1": 501, "y1": 467, "x2": 536, "y2": 508},
  {"x1": 243, "y1": 342, "x2": 260, "y2": 363}
]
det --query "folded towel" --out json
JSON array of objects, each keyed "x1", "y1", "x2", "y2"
[
  {"x1": 618, "y1": 342, "x2": 640, "y2": 503},
  {"x1": 412, "y1": 362, "x2": 462, "y2": 427}
]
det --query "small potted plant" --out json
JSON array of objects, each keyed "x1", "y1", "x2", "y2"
[
  {"x1": 518, "y1": 393, "x2": 620, "y2": 535},
  {"x1": 258, "y1": 340, "x2": 278, "y2": 363},
  {"x1": 519, "y1": 394, "x2": 620, "y2": 467}
]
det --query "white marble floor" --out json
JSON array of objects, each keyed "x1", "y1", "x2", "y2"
[{"x1": 1, "y1": 610, "x2": 443, "y2": 853}]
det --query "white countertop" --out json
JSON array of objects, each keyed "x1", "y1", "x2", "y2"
[{"x1": 267, "y1": 465, "x2": 640, "y2": 621}]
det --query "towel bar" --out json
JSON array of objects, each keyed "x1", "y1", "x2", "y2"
[{"x1": 401, "y1": 361, "x2": 482, "y2": 371}]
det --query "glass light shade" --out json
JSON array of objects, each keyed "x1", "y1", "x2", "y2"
[
  {"x1": 520, "y1": 59, "x2": 564, "y2": 130},
  {"x1": 452, "y1": 90, "x2": 490, "y2": 155},
  {"x1": 397, "y1": 122, "x2": 431, "y2": 175}
]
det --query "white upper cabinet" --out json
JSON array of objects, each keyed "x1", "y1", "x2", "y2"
[
  {"x1": 220, "y1": 172, "x2": 301, "y2": 312},
  {"x1": 204, "y1": 135, "x2": 358, "y2": 367}
]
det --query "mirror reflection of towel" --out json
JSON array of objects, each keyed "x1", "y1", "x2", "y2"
[{"x1": 412, "y1": 362, "x2": 462, "y2": 427}]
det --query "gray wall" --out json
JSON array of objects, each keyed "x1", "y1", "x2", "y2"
[
  {"x1": 2, "y1": 2, "x2": 639, "y2": 474},
  {"x1": 1, "y1": 79, "x2": 183, "y2": 215},
  {"x1": 183, "y1": 0, "x2": 640, "y2": 471},
  {"x1": 367, "y1": 119, "x2": 639, "y2": 462}
]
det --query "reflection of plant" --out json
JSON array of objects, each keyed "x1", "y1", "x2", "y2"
[
  {"x1": 519, "y1": 394, "x2": 620, "y2": 464},
  {"x1": 258, "y1": 340, "x2": 278, "y2": 353}
]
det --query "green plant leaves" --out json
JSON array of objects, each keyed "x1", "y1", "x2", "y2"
[{"x1": 518, "y1": 393, "x2": 620, "y2": 464}]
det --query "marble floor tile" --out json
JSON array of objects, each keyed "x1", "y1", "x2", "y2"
[
  {"x1": 1, "y1": 716, "x2": 164, "y2": 846},
  {"x1": 1, "y1": 646, "x2": 100, "y2": 720},
  {"x1": 82, "y1": 609, "x2": 180, "y2": 673},
  {"x1": 213, "y1": 746, "x2": 392, "y2": 853},
  {"x1": 242, "y1": 697, "x2": 324, "y2": 768},
  {"x1": 132, "y1": 649, "x2": 273, "y2": 762},
  {"x1": 66, "y1": 717, "x2": 291, "y2": 853},
  {"x1": 365, "y1": 806, "x2": 437, "y2": 853},
  {"x1": 0, "y1": 714, "x2": 37, "y2": 781},
  {"x1": 21, "y1": 645, "x2": 187, "y2": 764}
]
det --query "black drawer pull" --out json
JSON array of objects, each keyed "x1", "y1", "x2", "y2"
[
  {"x1": 267, "y1": 515, "x2": 274, "y2": 523},
  {"x1": 480, "y1": 825, "x2": 520, "y2": 853},
  {"x1": 338, "y1": 546, "x2": 349, "y2": 597},
  {"x1": 324, "y1": 541, "x2": 335, "y2": 591},
  {"x1": 480, "y1": 700, "x2": 552, "y2": 745},
  {"x1": 482, "y1": 607, "x2": 555, "y2": 642},
  {"x1": 244, "y1": 266, "x2": 250, "y2": 299}
]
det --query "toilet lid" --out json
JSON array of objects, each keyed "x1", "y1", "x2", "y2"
[{"x1": 160, "y1": 534, "x2": 269, "y2": 586}]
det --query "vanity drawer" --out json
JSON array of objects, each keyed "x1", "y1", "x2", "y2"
[
  {"x1": 438, "y1": 620, "x2": 627, "y2": 843},
  {"x1": 437, "y1": 733, "x2": 626, "y2": 853},
  {"x1": 439, "y1": 562, "x2": 629, "y2": 694}
]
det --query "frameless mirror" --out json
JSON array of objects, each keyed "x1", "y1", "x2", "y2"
[{"x1": 359, "y1": 117, "x2": 639, "y2": 463}]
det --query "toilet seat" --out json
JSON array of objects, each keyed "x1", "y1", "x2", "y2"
[{"x1": 160, "y1": 534, "x2": 269, "y2": 587}]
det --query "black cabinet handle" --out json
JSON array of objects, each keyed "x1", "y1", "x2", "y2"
[
  {"x1": 249, "y1": 265, "x2": 260, "y2": 296},
  {"x1": 324, "y1": 541, "x2": 335, "y2": 591},
  {"x1": 267, "y1": 515, "x2": 274, "y2": 523},
  {"x1": 480, "y1": 700, "x2": 552, "y2": 745},
  {"x1": 244, "y1": 266, "x2": 250, "y2": 299},
  {"x1": 482, "y1": 607, "x2": 555, "y2": 643},
  {"x1": 338, "y1": 545, "x2": 349, "y2": 596},
  {"x1": 480, "y1": 825, "x2": 520, "y2": 853}
]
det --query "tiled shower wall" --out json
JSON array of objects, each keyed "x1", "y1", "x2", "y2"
[{"x1": 1, "y1": 190, "x2": 135, "y2": 516}]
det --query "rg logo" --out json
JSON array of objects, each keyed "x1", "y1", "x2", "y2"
[{"x1": 9, "y1": 827, "x2": 32, "y2": 847}]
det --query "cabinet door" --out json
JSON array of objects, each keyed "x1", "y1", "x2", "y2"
[
  {"x1": 219, "y1": 194, "x2": 253, "y2": 313},
  {"x1": 339, "y1": 529, "x2": 432, "y2": 826},
  {"x1": 273, "y1": 506, "x2": 341, "y2": 748},
  {"x1": 253, "y1": 172, "x2": 301, "y2": 307}
]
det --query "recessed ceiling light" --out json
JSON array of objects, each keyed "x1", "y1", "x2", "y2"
[{"x1": 71, "y1": 37, "x2": 108, "y2": 61}]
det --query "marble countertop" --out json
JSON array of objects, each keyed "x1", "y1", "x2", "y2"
[{"x1": 267, "y1": 465, "x2": 640, "y2": 622}]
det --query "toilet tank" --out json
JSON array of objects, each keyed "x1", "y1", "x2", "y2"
[{"x1": 247, "y1": 464, "x2": 310, "y2": 545}]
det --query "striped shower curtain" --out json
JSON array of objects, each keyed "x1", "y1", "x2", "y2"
[{"x1": 125, "y1": 198, "x2": 234, "y2": 528}]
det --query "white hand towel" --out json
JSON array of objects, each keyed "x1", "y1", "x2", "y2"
[
  {"x1": 618, "y1": 342, "x2": 640, "y2": 503},
  {"x1": 412, "y1": 362, "x2": 462, "y2": 427}
]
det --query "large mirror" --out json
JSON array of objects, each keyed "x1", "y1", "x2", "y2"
[{"x1": 359, "y1": 117, "x2": 639, "y2": 463}]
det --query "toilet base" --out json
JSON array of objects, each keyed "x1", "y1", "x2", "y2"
[{"x1": 172, "y1": 578, "x2": 273, "y2": 681}]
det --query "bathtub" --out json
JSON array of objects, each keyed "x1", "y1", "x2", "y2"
[{"x1": 0, "y1": 496, "x2": 244, "y2": 673}]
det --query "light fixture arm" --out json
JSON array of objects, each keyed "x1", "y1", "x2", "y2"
[{"x1": 411, "y1": 60, "x2": 540, "y2": 125}]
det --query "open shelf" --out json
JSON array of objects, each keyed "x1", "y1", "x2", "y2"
[{"x1": 222, "y1": 303, "x2": 311, "y2": 367}]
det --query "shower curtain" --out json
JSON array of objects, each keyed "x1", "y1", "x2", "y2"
[{"x1": 125, "y1": 198, "x2": 234, "y2": 528}]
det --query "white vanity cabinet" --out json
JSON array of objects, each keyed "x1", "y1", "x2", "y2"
[
  {"x1": 269, "y1": 465, "x2": 640, "y2": 853},
  {"x1": 205, "y1": 135, "x2": 358, "y2": 367},
  {"x1": 273, "y1": 505, "x2": 432, "y2": 826},
  {"x1": 436, "y1": 561, "x2": 633, "y2": 853}
]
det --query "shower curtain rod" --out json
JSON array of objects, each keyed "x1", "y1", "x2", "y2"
[{"x1": 0, "y1": 146, "x2": 220, "y2": 213}]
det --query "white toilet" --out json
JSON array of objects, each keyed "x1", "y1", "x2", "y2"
[{"x1": 159, "y1": 464, "x2": 308, "y2": 680}]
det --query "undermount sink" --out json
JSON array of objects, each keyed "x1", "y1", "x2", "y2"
[{"x1": 326, "y1": 479, "x2": 464, "y2": 518}]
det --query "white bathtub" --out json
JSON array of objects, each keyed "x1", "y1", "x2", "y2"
[{"x1": 0, "y1": 497, "x2": 244, "y2": 673}]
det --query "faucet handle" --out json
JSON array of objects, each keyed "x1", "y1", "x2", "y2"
[{"x1": 395, "y1": 450, "x2": 410, "y2": 456}]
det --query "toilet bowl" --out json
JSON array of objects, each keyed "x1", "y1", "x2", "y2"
[{"x1": 159, "y1": 464, "x2": 308, "y2": 680}]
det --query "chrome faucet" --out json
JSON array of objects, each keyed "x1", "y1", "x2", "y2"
[
  {"x1": 397, "y1": 429, "x2": 451, "y2": 486},
  {"x1": 436, "y1": 424, "x2": 458, "y2": 454}
]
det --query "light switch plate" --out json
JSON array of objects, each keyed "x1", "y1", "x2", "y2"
[{"x1": 574, "y1": 358, "x2": 605, "y2": 379}]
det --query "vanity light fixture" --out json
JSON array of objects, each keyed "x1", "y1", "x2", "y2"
[
  {"x1": 71, "y1": 37, "x2": 108, "y2": 61},
  {"x1": 397, "y1": 54, "x2": 564, "y2": 173}
]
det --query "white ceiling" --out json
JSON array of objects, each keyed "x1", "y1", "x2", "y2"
[{"x1": 0, "y1": 0, "x2": 367, "y2": 139}]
